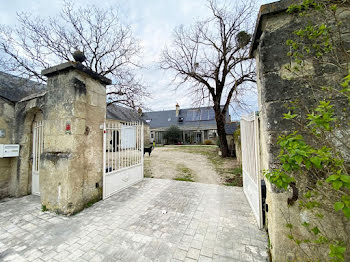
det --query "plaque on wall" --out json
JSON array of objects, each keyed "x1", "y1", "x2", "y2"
[{"x1": 0, "y1": 130, "x2": 5, "y2": 138}]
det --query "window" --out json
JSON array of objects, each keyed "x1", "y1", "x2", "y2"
[
  {"x1": 186, "y1": 110, "x2": 200, "y2": 121},
  {"x1": 151, "y1": 133, "x2": 154, "y2": 138},
  {"x1": 209, "y1": 130, "x2": 217, "y2": 138}
]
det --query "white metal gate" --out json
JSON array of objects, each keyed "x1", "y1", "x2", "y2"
[
  {"x1": 240, "y1": 113, "x2": 263, "y2": 229},
  {"x1": 32, "y1": 120, "x2": 43, "y2": 196},
  {"x1": 103, "y1": 121, "x2": 144, "y2": 199}
]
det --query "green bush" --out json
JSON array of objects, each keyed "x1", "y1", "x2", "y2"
[
  {"x1": 204, "y1": 139, "x2": 213, "y2": 145},
  {"x1": 163, "y1": 125, "x2": 182, "y2": 144}
]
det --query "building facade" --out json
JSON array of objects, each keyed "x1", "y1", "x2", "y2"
[{"x1": 142, "y1": 104, "x2": 231, "y2": 145}]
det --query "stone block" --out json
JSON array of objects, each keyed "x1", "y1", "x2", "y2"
[
  {"x1": 187, "y1": 248, "x2": 200, "y2": 260},
  {"x1": 87, "y1": 92, "x2": 100, "y2": 107},
  {"x1": 71, "y1": 118, "x2": 86, "y2": 136},
  {"x1": 55, "y1": 135, "x2": 74, "y2": 151},
  {"x1": 258, "y1": 44, "x2": 290, "y2": 74},
  {"x1": 73, "y1": 102, "x2": 87, "y2": 119},
  {"x1": 262, "y1": 101, "x2": 294, "y2": 132},
  {"x1": 260, "y1": 72, "x2": 307, "y2": 103}
]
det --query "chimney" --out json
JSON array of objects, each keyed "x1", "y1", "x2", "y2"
[
  {"x1": 138, "y1": 107, "x2": 143, "y2": 116},
  {"x1": 176, "y1": 103, "x2": 180, "y2": 117}
]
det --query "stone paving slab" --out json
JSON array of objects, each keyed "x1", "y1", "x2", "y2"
[{"x1": 0, "y1": 178, "x2": 268, "y2": 262}]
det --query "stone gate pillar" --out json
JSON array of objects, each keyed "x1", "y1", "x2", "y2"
[{"x1": 40, "y1": 62, "x2": 111, "y2": 214}]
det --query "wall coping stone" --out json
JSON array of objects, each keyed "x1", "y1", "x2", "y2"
[
  {"x1": 41, "y1": 62, "x2": 112, "y2": 85},
  {"x1": 249, "y1": 0, "x2": 301, "y2": 58},
  {"x1": 18, "y1": 91, "x2": 47, "y2": 103}
]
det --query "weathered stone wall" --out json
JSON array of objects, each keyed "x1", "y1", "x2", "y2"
[
  {"x1": 235, "y1": 140, "x2": 241, "y2": 163},
  {"x1": 254, "y1": 5, "x2": 350, "y2": 261},
  {"x1": 0, "y1": 98, "x2": 15, "y2": 198},
  {"x1": 10, "y1": 97, "x2": 46, "y2": 197},
  {"x1": 38, "y1": 68, "x2": 107, "y2": 214}
]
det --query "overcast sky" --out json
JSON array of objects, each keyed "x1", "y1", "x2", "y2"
[{"x1": 1, "y1": 0, "x2": 275, "y2": 119}]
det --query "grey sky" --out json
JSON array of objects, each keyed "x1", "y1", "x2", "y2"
[{"x1": 1, "y1": 0, "x2": 275, "y2": 119}]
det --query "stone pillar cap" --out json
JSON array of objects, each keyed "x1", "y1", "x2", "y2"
[{"x1": 41, "y1": 61, "x2": 112, "y2": 85}]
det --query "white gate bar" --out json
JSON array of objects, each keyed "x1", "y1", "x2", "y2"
[
  {"x1": 103, "y1": 122, "x2": 106, "y2": 198},
  {"x1": 141, "y1": 122, "x2": 144, "y2": 175}
]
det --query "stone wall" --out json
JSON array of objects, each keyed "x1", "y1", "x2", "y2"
[
  {"x1": 0, "y1": 98, "x2": 15, "y2": 198},
  {"x1": 253, "y1": 2, "x2": 350, "y2": 261},
  {"x1": 2, "y1": 62, "x2": 110, "y2": 214},
  {"x1": 9, "y1": 95, "x2": 46, "y2": 197},
  {"x1": 38, "y1": 65, "x2": 108, "y2": 214}
]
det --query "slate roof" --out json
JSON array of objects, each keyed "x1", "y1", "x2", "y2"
[
  {"x1": 225, "y1": 122, "x2": 239, "y2": 135},
  {"x1": 0, "y1": 72, "x2": 46, "y2": 102},
  {"x1": 106, "y1": 104, "x2": 143, "y2": 122},
  {"x1": 142, "y1": 106, "x2": 229, "y2": 130}
]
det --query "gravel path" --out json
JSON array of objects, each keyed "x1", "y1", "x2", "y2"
[{"x1": 144, "y1": 147, "x2": 221, "y2": 185}]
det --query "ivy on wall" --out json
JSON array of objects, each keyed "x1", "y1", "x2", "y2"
[{"x1": 264, "y1": 0, "x2": 350, "y2": 261}]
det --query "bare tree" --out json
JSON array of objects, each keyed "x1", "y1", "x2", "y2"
[
  {"x1": 161, "y1": 0, "x2": 256, "y2": 157},
  {"x1": 0, "y1": 1, "x2": 148, "y2": 108}
]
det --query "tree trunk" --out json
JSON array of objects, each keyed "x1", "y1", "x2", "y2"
[{"x1": 214, "y1": 106, "x2": 230, "y2": 157}]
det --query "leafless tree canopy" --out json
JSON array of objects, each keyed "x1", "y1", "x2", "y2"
[
  {"x1": 0, "y1": 2, "x2": 148, "y2": 108},
  {"x1": 161, "y1": 0, "x2": 256, "y2": 157}
]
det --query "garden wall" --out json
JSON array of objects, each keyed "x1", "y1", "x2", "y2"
[
  {"x1": 251, "y1": 0, "x2": 350, "y2": 260},
  {"x1": 0, "y1": 98, "x2": 14, "y2": 198}
]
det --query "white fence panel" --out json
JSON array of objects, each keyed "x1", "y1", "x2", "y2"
[
  {"x1": 103, "y1": 121, "x2": 144, "y2": 199},
  {"x1": 241, "y1": 113, "x2": 263, "y2": 229}
]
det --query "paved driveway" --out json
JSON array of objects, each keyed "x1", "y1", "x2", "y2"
[{"x1": 0, "y1": 179, "x2": 268, "y2": 262}]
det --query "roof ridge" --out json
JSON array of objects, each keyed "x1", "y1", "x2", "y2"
[
  {"x1": 144, "y1": 105, "x2": 226, "y2": 113},
  {"x1": 0, "y1": 71, "x2": 44, "y2": 86}
]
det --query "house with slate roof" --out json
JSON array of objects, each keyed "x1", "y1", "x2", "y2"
[
  {"x1": 106, "y1": 103, "x2": 150, "y2": 145},
  {"x1": 107, "y1": 103, "x2": 143, "y2": 122},
  {"x1": 142, "y1": 103, "x2": 235, "y2": 145}
]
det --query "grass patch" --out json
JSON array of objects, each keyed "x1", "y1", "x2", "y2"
[
  {"x1": 84, "y1": 197, "x2": 100, "y2": 209},
  {"x1": 170, "y1": 146, "x2": 243, "y2": 186},
  {"x1": 41, "y1": 205, "x2": 47, "y2": 212},
  {"x1": 144, "y1": 158, "x2": 154, "y2": 178},
  {"x1": 224, "y1": 176, "x2": 243, "y2": 187},
  {"x1": 224, "y1": 166, "x2": 243, "y2": 186},
  {"x1": 174, "y1": 177, "x2": 194, "y2": 182},
  {"x1": 173, "y1": 164, "x2": 194, "y2": 182}
]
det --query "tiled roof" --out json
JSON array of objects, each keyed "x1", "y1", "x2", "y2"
[
  {"x1": 0, "y1": 72, "x2": 46, "y2": 102},
  {"x1": 142, "y1": 106, "x2": 229, "y2": 129},
  {"x1": 106, "y1": 104, "x2": 143, "y2": 122}
]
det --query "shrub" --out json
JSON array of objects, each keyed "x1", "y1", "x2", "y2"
[
  {"x1": 163, "y1": 125, "x2": 182, "y2": 144},
  {"x1": 204, "y1": 139, "x2": 213, "y2": 145}
]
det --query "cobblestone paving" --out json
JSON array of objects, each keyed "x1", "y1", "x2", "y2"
[{"x1": 0, "y1": 178, "x2": 268, "y2": 262}]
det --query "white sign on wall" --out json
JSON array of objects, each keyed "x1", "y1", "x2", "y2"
[{"x1": 0, "y1": 129, "x2": 5, "y2": 138}]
